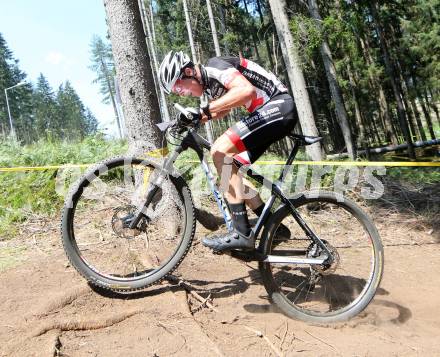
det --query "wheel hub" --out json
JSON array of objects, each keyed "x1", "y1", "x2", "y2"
[
  {"x1": 307, "y1": 240, "x2": 340, "y2": 275},
  {"x1": 111, "y1": 205, "x2": 148, "y2": 239}
]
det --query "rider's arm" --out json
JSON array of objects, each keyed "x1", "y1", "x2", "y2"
[
  {"x1": 201, "y1": 109, "x2": 230, "y2": 123},
  {"x1": 201, "y1": 74, "x2": 255, "y2": 122}
]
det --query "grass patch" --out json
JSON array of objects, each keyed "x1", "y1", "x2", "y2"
[
  {"x1": 0, "y1": 245, "x2": 27, "y2": 271},
  {"x1": 0, "y1": 135, "x2": 127, "y2": 240},
  {"x1": 1, "y1": 131, "x2": 437, "y2": 240},
  {"x1": 387, "y1": 166, "x2": 440, "y2": 184}
]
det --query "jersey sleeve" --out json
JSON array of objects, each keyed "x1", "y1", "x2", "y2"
[{"x1": 205, "y1": 57, "x2": 242, "y2": 89}]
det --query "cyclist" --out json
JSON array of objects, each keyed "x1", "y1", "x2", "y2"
[{"x1": 158, "y1": 51, "x2": 298, "y2": 252}]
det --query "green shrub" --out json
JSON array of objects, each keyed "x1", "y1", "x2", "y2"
[{"x1": 0, "y1": 135, "x2": 127, "y2": 240}]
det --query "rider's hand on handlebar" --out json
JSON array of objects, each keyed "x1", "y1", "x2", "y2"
[{"x1": 178, "y1": 107, "x2": 201, "y2": 126}]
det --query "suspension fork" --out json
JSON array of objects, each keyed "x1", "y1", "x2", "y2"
[{"x1": 128, "y1": 149, "x2": 181, "y2": 229}]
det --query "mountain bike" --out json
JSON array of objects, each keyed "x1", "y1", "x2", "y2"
[{"x1": 61, "y1": 104, "x2": 384, "y2": 323}]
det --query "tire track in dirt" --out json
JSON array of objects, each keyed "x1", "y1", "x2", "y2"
[{"x1": 1, "y1": 210, "x2": 440, "y2": 356}]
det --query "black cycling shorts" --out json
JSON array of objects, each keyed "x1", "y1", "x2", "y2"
[{"x1": 225, "y1": 93, "x2": 298, "y2": 164}]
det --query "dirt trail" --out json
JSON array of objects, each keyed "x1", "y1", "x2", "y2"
[{"x1": 1, "y1": 205, "x2": 439, "y2": 356}]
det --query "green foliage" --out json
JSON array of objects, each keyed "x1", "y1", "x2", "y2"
[
  {"x1": 56, "y1": 81, "x2": 98, "y2": 140},
  {"x1": 399, "y1": 0, "x2": 440, "y2": 95},
  {"x1": 0, "y1": 135, "x2": 127, "y2": 239},
  {"x1": 289, "y1": 14, "x2": 322, "y2": 67},
  {"x1": 142, "y1": 0, "x2": 439, "y2": 156},
  {"x1": 387, "y1": 167, "x2": 440, "y2": 185}
]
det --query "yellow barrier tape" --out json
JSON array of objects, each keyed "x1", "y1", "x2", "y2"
[
  {"x1": 185, "y1": 160, "x2": 440, "y2": 167},
  {"x1": 0, "y1": 164, "x2": 90, "y2": 172},
  {"x1": 0, "y1": 147, "x2": 171, "y2": 173},
  {"x1": 253, "y1": 160, "x2": 440, "y2": 167},
  {"x1": 143, "y1": 147, "x2": 169, "y2": 158},
  {"x1": 1, "y1": 160, "x2": 439, "y2": 173}
]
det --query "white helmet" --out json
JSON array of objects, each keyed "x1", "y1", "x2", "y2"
[{"x1": 159, "y1": 51, "x2": 192, "y2": 94}]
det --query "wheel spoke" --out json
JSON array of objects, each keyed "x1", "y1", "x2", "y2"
[
  {"x1": 260, "y1": 193, "x2": 383, "y2": 322},
  {"x1": 62, "y1": 157, "x2": 194, "y2": 290}
]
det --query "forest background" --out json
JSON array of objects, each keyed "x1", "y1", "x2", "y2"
[{"x1": 0, "y1": 0, "x2": 439, "y2": 237}]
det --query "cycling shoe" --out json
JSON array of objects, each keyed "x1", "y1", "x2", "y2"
[{"x1": 202, "y1": 231, "x2": 255, "y2": 252}]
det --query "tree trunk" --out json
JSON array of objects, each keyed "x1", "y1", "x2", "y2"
[
  {"x1": 359, "y1": 34, "x2": 397, "y2": 144},
  {"x1": 139, "y1": 0, "x2": 170, "y2": 122},
  {"x1": 268, "y1": 0, "x2": 323, "y2": 160},
  {"x1": 206, "y1": 0, "x2": 221, "y2": 56},
  {"x1": 182, "y1": 0, "x2": 214, "y2": 143},
  {"x1": 410, "y1": 73, "x2": 435, "y2": 140},
  {"x1": 103, "y1": 0, "x2": 164, "y2": 155},
  {"x1": 182, "y1": 0, "x2": 197, "y2": 63},
  {"x1": 308, "y1": 0, "x2": 355, "y2": 159},
  {"x1": 393, "y1": 54, "x2": 427, "y2": 142},
  {"x1": 370, "y1": 114, "x2": 382, "y2": 145},
  {"x1": 370, "y1": 1, "x2": 415, "y2": 159},
  {"x1": 409, "y1": 94, "x2": 427, "y2": 142},
  {"x1": 401, "y1": 89, "x2": 418, "y2": 141},
  {"x1": 242, "y1": 0, "x2": 262, "y2": 62},
  {"x1": 148, "y1": 0, "x2": 157, "y2": 45},
  {"x1": 255, "y1": 0, "x2": 275, "y2": 71},
  {"x1": 218, "y1": 5, "x2": 229, "y2": 55},
  {"x1": 347, "y1": 63, "x2": 367, "y2": 149},
  {"x1": 100, "y1": 57, "x2": 123, "y2": 138},
  {"x1": 426, "y1": 88, "x2": 440, "y2": 125}
]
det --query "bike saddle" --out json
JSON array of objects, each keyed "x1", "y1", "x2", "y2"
[{"x1": 288, "y1": 134, "x2": 323, "y2": 146}]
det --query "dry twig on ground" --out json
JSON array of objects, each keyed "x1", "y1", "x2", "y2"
[
  {"x1": 167, "y1": 275, "x2": 218, "y2": 312},
  {"x1": 243, "y1": 325, "x2": 283, "y2": 357}
]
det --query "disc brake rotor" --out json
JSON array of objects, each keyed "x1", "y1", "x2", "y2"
[
  {"x1": 111, "y1": 205, "x2": 147, "y2": 239},
  {"x1": 307, "y1": 240, "x2": 340, "y2": 275}
]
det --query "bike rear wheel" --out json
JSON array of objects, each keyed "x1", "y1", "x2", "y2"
[
  {"x1": 61, "y1": 156, "x2": 195, "y2": 292},
  {"x1": 259, "y1": 192, "x2": 383, "y2": 323}
]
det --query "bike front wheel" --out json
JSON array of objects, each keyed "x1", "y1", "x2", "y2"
[
  {"x1": 61, "y1": 156, "x2": 195, "y2": 292},
  {"x1": 259, "y1": 192, "x2": 384, "y2": 323}
]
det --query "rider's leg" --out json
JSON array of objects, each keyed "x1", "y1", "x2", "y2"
[
  {"x1": 204, "y1": 94, "x2": 297, "y2": 251},
  {"x1": 211, "y1": 135, "x2": 265, "y2": 210},
  {"x1": 201, "y1": 135, "x2": 256, "y2": 251},
  {"x1": 210, "y1": 135, "x2": 251, "y2": 236},
  {"x1": 242, "y1": 177, "x2": 264, "y2": 210}
]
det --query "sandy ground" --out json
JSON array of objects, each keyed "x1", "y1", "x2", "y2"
[{"x1": 0, "y1": 201, "x2": 439, "y2": 357}]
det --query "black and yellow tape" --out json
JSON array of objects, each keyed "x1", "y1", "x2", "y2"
[
  {"x1": 1, "y1": 160, "x2": 439, "y2": 172},
  {"x1": 1, "y1": 145, "x2": 439, "y2": 172}
]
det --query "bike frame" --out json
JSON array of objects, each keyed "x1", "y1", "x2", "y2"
[{"x1": 129, "y1": 125, "x2": 332, "y2": 261}]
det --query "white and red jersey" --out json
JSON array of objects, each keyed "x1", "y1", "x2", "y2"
[{"x1": 202, "y1": 56, "x2": 288, "y2": 113}]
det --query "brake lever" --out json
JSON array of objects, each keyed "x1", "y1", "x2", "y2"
[
  {"x1": 174, "y1": 103, "x2": 201, "y2": 129},
  {"x1": 174, "y1": 103, "x2": 191, "y2": 119}
]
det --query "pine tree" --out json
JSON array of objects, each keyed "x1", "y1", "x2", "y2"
[
  {"x1": 57, "y1": 81, "x2": 98, "y2": 140},
  {"x1": 83, "y1": 108, "x2": 99, "y2": 136},
  {"x1": 89, "y1": 35, "x2": 123, "y2": 138},
  {"x1": 0, "y1": 33, "x2": 34, "y2": 141},
  {"x1": 33, "y1": 73, "x2": 59, "y2": 140}
]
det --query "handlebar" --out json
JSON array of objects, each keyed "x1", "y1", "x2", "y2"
[
  {"x1": 174, "y1": 103, "x2": 190, "y2": 117},
  {"x1": 174, "y1": 103, "x2": 200, "y2": 125},
  {"x1": 174, "y1": 103, "x2": 198, "y2": 121}
]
